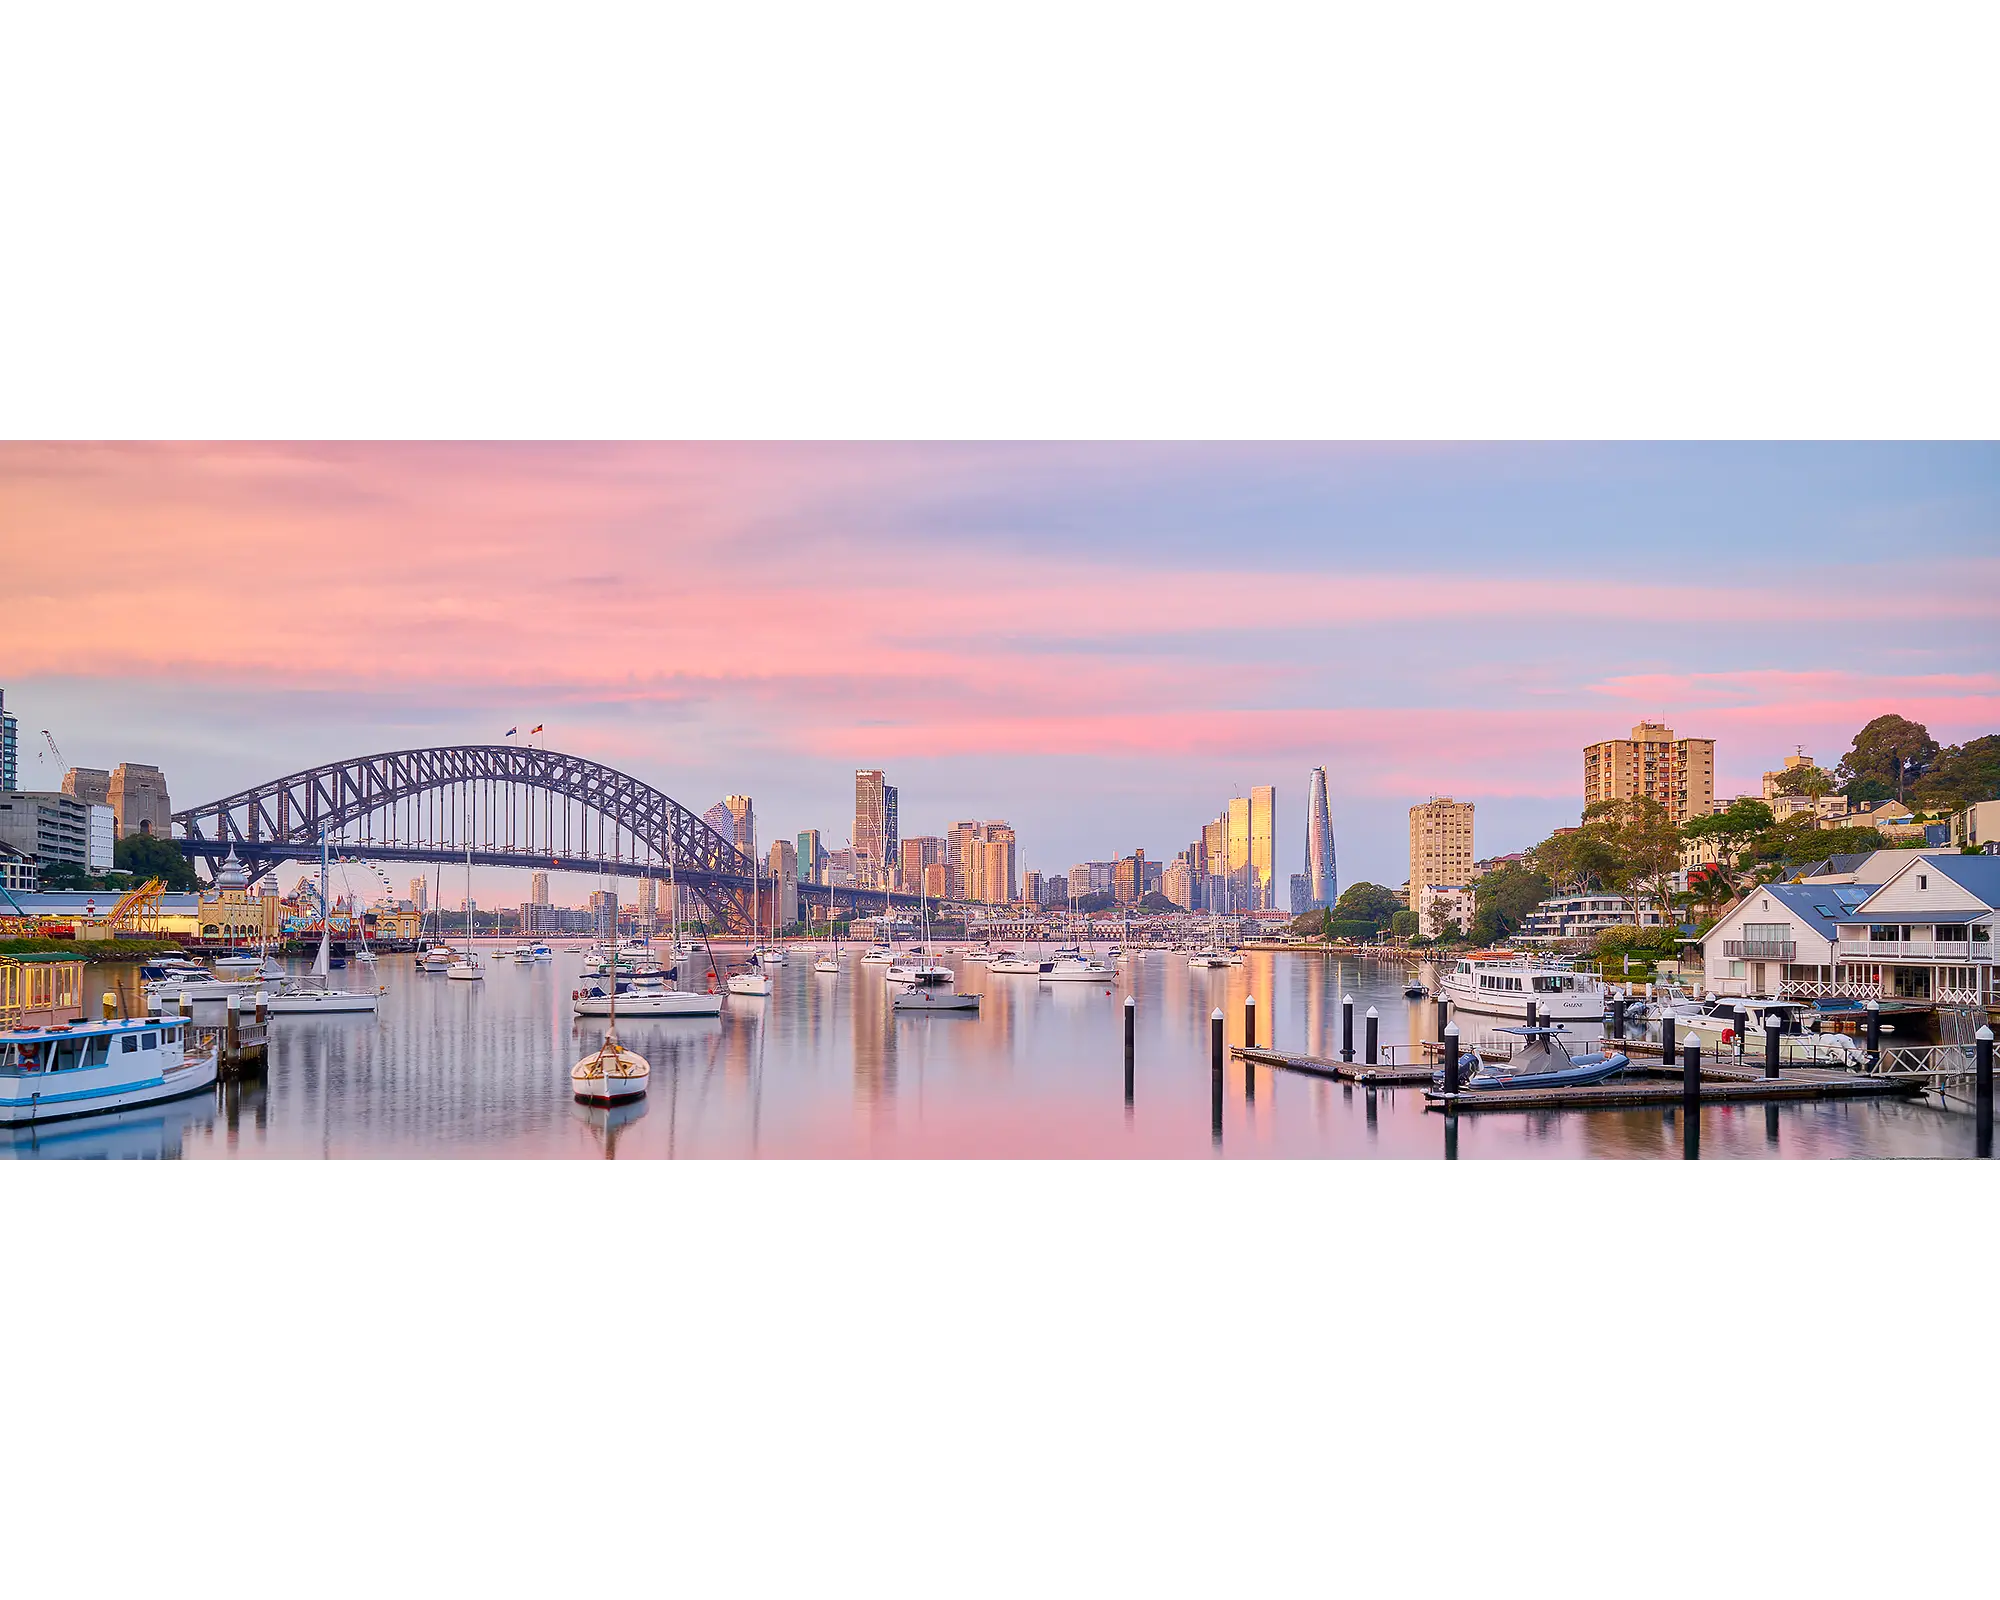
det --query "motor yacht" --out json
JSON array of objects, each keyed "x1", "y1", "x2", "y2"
[
  {"x1": 1186, "y1": 948, "x2": 1231, "y2": 969},
  {"x1": 1, "y1": 1014, "x2": 218, "y2": 1125},
  {"x1": 419, "y1": 944, "x2": 454, "y2": 972},
  {"x1": 990, "y1": 954, "x2": 1053, "y2": 975},
  {"x1": 1044, "y1": 952, "x2": 1116, "y2": 983},
  {"x1": 1439, "y1": 955, "x2": 1607, "y2": 1019},
  {"x1": 860, "y1": 945, "x2": 895, "y2": 965},
  {"x1": 891, "y1": 966, "x2": 980, "y2": 1012},
  {"x1": 141, "y1": 959, "x2": 259, "y2": 1009}
]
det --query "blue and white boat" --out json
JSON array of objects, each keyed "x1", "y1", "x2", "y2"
[
  {"x1": 0, "y1": 1015, "x2": 219, "y2": 1126},
  {"x1": 1434, "y1": 1023, "x2": 1629, "y2": 1092}
]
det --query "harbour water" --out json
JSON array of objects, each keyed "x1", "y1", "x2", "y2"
[{"x1": 10, "y1": 945, "x2": 1974, "y2": 1158}]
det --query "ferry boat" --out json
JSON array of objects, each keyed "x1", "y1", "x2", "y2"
[
  {"x1": 1439, "y1": 955, "x2": 1607, "y2": 1019},
  {"x1": 1, "y1": 1015, "x2": 219, "y2": 1125}
]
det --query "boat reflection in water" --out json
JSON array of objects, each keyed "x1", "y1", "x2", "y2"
[
  {"x1": 571, "y1": 1095, "x2": 648, "y2": 1157},
  {"x1": 0, "y1": 1089, "x2": 219, "y2": 1160}
]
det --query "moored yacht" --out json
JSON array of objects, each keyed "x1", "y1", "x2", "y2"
[
  {"x1": 890, "y1": 965, "x2": 980, "y2": 1012},
  {"x1": 860, "y1": 945, "x2": 895, "y2": 965},
  {"x1": 990, "y1": 953, "x2": 1053, "y2": 975},
  {"x1": 1439, "y1": 955, "x2": 1607, "y2": 1019},
  {"x1": 1044, "y1": 950, "x2": 1116, "y2": 983},
  {"x1": 572, "y1": 978, "x2": 722, "y2": 1017},
  {"x1": 2, "y1": 1014, "x2": 219, "y2": 1125}
]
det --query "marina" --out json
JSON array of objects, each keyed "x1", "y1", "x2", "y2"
[{"x1": 4, "y1": 946, "x2": 1983, "y2": 1158}]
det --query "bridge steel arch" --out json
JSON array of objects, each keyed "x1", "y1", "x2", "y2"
[
  {"x1": 170, "y1": 744, "x2": 925, "y2": 929},
  {"x1": 171, "y1": 744, "x2": 764, "y2": 925}
]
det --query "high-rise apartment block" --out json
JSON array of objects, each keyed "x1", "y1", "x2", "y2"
[
  {"x1": 0, "y1": 690, "x2": 16, "y2": 792},
  {"x1": 1583, "y1": 722, "x2": 1715, "y2": 826},
  {"x1": 900, "y1": 835, "x2": 945, "y2": 893},
  {"x1": 768, "y1": 839, "x2": 799, "y2": 927},
  {"x1": 411, "y1": 877, "x2": 429, "y2": 913},
  {"x1": 1114, "y1": 850, "x2": 1147, "y2": 904},
  {"x1": 923, "y1": 861, "x2": 949, "y2": 902},
  {"x1": 1044, "y1": 873, "x2": 1069, "y2": 906},
  {"x1": 797, "y1": 829, "x2": 823, "y2": 885},
  {"x1": 1023, "y1": 869, "x2": 1044, "y2": 905},
  {"x1": 1304, "y1": 765, "x2": 1337, "y2": 911},
  {"x1": 531, "y1": 871, "x2": 549, "y2": 905},
  {"x1": 1163, "y1": 857, "x2": 1192, "y2": 909},
  {"x1": 1408, "y1": 797, "x2": 1475, "y2": 913}
]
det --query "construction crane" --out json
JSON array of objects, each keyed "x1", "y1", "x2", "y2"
[{"x1": 40, "y1": 729, "x2": 64, "y2": 773}]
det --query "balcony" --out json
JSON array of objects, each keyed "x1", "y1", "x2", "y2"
[
  {"x1": 1836, "y1": 940, "x2": 1991, "y2": 962},
  {"x1": 1723, "y1": 939, "x2": 1795, "y2": 961}
]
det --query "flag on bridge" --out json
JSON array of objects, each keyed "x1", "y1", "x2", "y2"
[
  {"x1": 530, "y1": 725, "x2": 543, "y2": 735},
  {"x1": 505, "y1": 727, "x2": 517, "y2": 738}
]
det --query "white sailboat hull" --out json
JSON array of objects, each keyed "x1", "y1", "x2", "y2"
[
  {"x1": 724, "y1": 974, "x2": 772, "y2": 997},
  {"x1": 1043, "y1": 961, "x2": 1116, "y2": 982},
  {"x1": 892, "y1": 988, "x2": 980, "y2": 1011},
  {"x1": 572, "y1": 990, "x2": 722, "y2": 1017},
  {"x1": 265, "y1": 989, "x2": 381, "y2": 1014}
]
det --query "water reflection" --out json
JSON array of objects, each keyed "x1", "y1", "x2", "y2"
[{"x1": 48, "y1": 947, "x2": 1973, "y2": 1159}]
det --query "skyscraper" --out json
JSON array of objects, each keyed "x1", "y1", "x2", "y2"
[
  {"x1": 900, "y1": 835, "x2": 945, "y2": 891},
  {"x1": 950, "y1": 820, "x2": 979, "y2": 900},
  {"x1": 411, "y1": 877, "x2": 429, "y2": 914},
  {"x1": 1305, "y1": 765, "x2": 1337, "y2": 910},
  {"x1": 1249, "y1": 785, "x2": 1276, "y2": 910},
  {"x1": 722, "y1": 794, "x2": 755, "y2": 856},
  {"x1": 797, "y1": 829, "x2": 823, "y2": 885},
  {"x1": 531, "y1": 871, "x2": 550, "y2": 906},
  {"x1": 854, "y1": 770, "x2": 889, "y2": 888},
  {"x1": 883, "y1": 784, "x2": 899, "y2": 883}
]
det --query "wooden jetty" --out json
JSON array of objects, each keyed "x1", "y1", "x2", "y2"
[{"x1": 1231, "y1": 1043, "x2": 1496, "y2": 1088}]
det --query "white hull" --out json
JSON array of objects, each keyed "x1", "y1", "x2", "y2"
[
  {"x1": 989, "y1": 959, "x2": 1051, "y2": 975},
  {"x1": 572, "y1": 991, "x2": 723, "y2": 1017},
  {"x1": 892, "y1": 989, "x2": 980, "y2": 1011},
  {"x1": 725, "y1": 974, "x2": 772, "y2": 997},
  {"x1": 571, "y1": 1057, "x2": 651, "y2": 1104},
  {"x1": 1, "y1": 1021, "x2": 219, "y2": 1126},
  {"x1": 446, "y1": 964, "x2": 484, "y2": 982},
  {"x1": 1440, "y1": 977, "x2": 1605, "y2": 1019},
  {"x1": 1044, "y1": 961, "x2": 1116, "y2": 982},
  {"x1": 813, "y1": 958, "x2": 839, "y2": 974},
  {"x1": 860, "y1": 949, "x2": 895, "y2": 964},
  {"x1": 265, "y1": 989, "x2": 381, "y2": 1014}
]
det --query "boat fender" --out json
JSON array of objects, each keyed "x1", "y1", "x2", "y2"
[{"x1": 1721, "y1": 1027, "x2": 1735, "y2": 1045}]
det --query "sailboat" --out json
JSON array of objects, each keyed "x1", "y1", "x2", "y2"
[
  {"x1": 447, "y1": 820, "x2": 483, "y2": 981},
  {"x1": 724, "y1": 817, "x2": 772, "y2": 997},
  {"x1": 814, "y1": 896, "x2": 839, "y2": 975},
  {"x1": 267, "y1": 832, "x2": 383, "y2": 1013},
  {"x1": 571, "y1": 921, "x2": 650, "y2": 1104},
  {"x1": 890, "y1": 880, "x2": 978, "y2": 1012}
]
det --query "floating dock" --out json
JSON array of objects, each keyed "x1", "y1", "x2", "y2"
[
  {"x1": 1231, "y1": 1044, "x2": 1498, "y2": 1088},
  {"x1": 1424, "y1": 1069, "x2": 1922, "y2": 1113}
]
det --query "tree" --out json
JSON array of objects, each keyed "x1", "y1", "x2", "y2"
[
  {"x1": 1531, "y1": 824, "x2": 1620, "y2": 896},
  {"x1": 1772, "y1": 764, "x2": 1834, "y2": 799},
  {"x1": 1838, "y1": 714, "x2": 1939, "y2": 802},
  {"x1": 1136, "y1": 891, "x2": 1178, "y2": 913},
  {"x1": 1682, "y1": 797, "x2": 1775, "y2": 875},
  {"x1": 1333, "y1": 882, "x2": 1404, "y2": 929},
  {"x1": 1389, "y1": 908, "x2": 1419, "y2": 939},
  {"x1": 1913, "y1": 733, "x2": 2000, "y2": 811},
  {"x1": 113, "y1": 832, "x2": 202, "y2": 892},
  {"x1": 1470, "y1": 863, "x2": 1551, "y2": 945},
  {"x1": 37, "y1": 861, "x2": 94, "y2": 890}
]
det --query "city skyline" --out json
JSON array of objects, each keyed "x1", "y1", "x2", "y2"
[{"x1": 5, "y1": 442, "x2": 1997, "y2": 898}]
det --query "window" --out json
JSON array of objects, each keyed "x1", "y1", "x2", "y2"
[
  {"x1": 143, "y1": 1033, "x2": 158, "y2": 1050},
  {"x1": 122, "y1": 1035, "x2": 137, "y2": 1053},
  {"x1": 1917, "y1": 875, "x2": 1928, "y2": 890}
]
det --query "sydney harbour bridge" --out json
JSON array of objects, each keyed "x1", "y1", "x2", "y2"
[{"x1": 170, "y1": 744, "x2": 922, "y2": 929}]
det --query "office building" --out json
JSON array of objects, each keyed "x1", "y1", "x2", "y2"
[
  {"x1": 883, "y1": 785, "x2": 899, "y2": 882},
  {"x1": 108, "y1": 762, "x2": 172, "y2": 838},
  {"x1": 588, "y1": 889, "x2": 618, "y2": 939},
  {"x1": 1163, "y1": 857, "x2": 1191, "y2": 909},
  {"x1": 1408, "y1": 797, "x2": 1476, "y2": 913},
  {"x1": 768, "y1": 839, "x2": 799, "y2": 927},
  {"x1": 0, "y1": 690, "x2": 15, "y2": 792},
  {"x1": 854, "y1": 770, "x2": 891, "y2": 888},
  {"x1": 640, "y1": 876, "x2": 659, "y2": 933},
  {"x1": 1305, "y1": 765, "x2": 1337, "y2": 910},
  {"x1": 531, "y1": 871, "x2": 549, "y2": 907},
  {"x1": 1114, "y1": 850, "x2": 1146, "y2": 905},
  {"x1": 410, "y1": 877, "x2": 428, "y2": 914},
  {"x1": 923, "y1": 861, "x2": 949, "y2": 902},
  {"x1": 797, "y1": 829, "x2": 823, "y2": 885},
  {"x1": 1583, "y1": 721, "x2": 1715, "y2": 826},
  {"x1": 982, "y1": 825, "x2": 1017, "y2": 904},
  {"x1": 0, "y1": 791, "x2": 114, "y2": 873},
  {"x1": 1023, "y1": 869, "x2": 1044, "y2": 905},
  {"x1": 901, "y1": 835, "x2": 946, "y2": 893},
  {"x1": 1289, "y1": 873, "x2": 1310, "y2": 915},
  {"x1": 947, "y1": 820, "x2": 978, "y2": 900},
  {"x1": 1042, "y1": 872, "x2": 1067, "y2": 906},
  {"x1": 1249, "y1": 785, "x2": 1276, "y2": 911}
]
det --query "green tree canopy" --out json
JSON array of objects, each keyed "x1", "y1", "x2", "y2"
[
  {"x1": 1333, "y1": 881, "x2": 1404, "y2": 928},
  {"x1": 114, "y1": 832, "x2": 202, "y2": 892},
  {"x1": 1772, "y1": 764, "x2": 1834, "y2": 798},
  {"x1": 1682, "y1": 797, "x2": 1775, "y2": 870},
  {"x1": 1838, "y1": 713, "x2": 1938, "y2": 801},
  {"x1": 1470, "y1": 863, "x2": 1551, "y2": 945},
  {"x1": 1389, "y1": 908, "x2": 1419, "y2": 939},
  {"x1": 1912, "y1": 734, "x2": 2000, "y2": 811}
]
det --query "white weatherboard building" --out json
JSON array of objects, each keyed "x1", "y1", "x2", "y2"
[{"x1": 1702, "y1": 853, "x2": 1998, "y2": 1004}]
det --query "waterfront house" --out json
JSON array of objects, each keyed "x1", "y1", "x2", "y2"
[
  {"x1": 1517, "y1": 892, "x2": 1672, "y2": 945},
  {"x1": 1701, "y1": 854, "x2": 1998, "y2": 1004}
]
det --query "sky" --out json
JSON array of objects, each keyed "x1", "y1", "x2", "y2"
[{"x1": 4, "y1": 442, "x2": 1997, "y2": 905}]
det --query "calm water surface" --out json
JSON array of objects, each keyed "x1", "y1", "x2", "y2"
[{"x1": 15, "y1": 945, "x2": 1973, "y2": 1158}]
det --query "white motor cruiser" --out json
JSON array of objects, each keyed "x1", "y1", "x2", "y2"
[
  {"x1": 891, "y1": 965, "x2": 980, "y2": 1012},
  {"x1": 1, "y1": 1014, "x2": 218, "y2": 1125},
  {"x1": 1439, "y1": 955, "x2": 1607, "y2": 1020}
]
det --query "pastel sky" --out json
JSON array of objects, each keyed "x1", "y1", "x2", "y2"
[{"x1": 4, "y1": 443, "x2": 1997, "y2": 903}]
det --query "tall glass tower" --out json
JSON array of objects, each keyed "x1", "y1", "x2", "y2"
[{"x1": 1306, "y1": 766, "x2": 1337, "y2": 910}]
